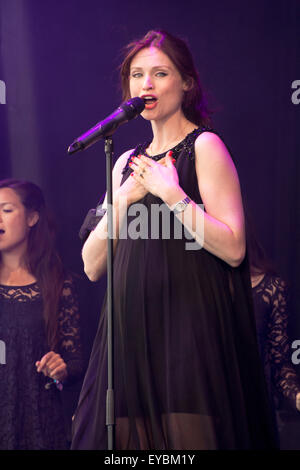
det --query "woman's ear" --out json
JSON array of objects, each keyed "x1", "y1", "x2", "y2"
[
  {"x1": 27, "y1": 211, "x2": 39, "y2": 228},
  {"x1": 183, "y1": 76, "x2": 194, "y2": 92}
]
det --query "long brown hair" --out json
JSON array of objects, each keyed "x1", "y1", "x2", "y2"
[
  {"x1": 120, "y1": 29, "x2": 212, "y2": 127},
  {"x1": 0, "y1": 179, "x2": 65, "y2": 350}
]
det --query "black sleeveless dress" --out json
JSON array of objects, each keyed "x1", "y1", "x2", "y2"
[{"x1": 71, "y1": 128, "x2": 277, "y2": 450}]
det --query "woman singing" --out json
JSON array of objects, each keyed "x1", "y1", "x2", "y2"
[{"x1": 72, "y1": 30, "x2": 276, "y2": 450}]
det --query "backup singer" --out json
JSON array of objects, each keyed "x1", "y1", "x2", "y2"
[{"x1": 0, "y1": 179, "x2": 83, "y2": 449}]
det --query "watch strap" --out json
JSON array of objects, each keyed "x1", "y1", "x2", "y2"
[{"x1": 172, "y1": 196, "x2": 191, "y2": 214}]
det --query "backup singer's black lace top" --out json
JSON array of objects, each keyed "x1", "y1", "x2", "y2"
[
  {"x1": 0, "y1": 277, "x2": 84, "y2": 450},
  {"x1": 252, "y1": 274, "x2": 300, "y2": 410}
]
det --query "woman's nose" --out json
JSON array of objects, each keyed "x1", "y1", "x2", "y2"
[{"x1": 142, "y1": 75, "x2": 153, "y2": 90}]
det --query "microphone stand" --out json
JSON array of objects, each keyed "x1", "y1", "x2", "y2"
[
  {"x1": 104, "y1": 136, "x2": 115, "y2": 450},
  {"x1": 69, "y1": 98, "x2": 145, "y2": 449}
]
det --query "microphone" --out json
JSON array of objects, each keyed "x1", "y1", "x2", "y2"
[{"x1": 68, "y1": 96, "x2": 145, "y2": 154}]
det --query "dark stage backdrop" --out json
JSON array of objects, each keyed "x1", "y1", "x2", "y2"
[{"x1": 1, "y1": 0, "x2": 300, "y2": 448}]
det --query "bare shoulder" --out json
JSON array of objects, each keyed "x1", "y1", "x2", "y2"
[
  {"x1": 194, "y1": 129, "x2": 241, "y2": 206},
  {"x1": 114, "y1": 148, "x2": 134, "y2": 171},
  {"x1": 113, "y1": 148, "x2": 134, "y2": 186},
  {"x1": 195, "y1": 131, "x2": 232, "y2": 166}
]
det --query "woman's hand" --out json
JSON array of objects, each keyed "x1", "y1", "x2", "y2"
[
  {"x1": 36, "y1": 351, "x2": 68, "y2": 383},
  {"x1": 115, "y1": 153, "x2": 177, "y2": 205},
  {"x1": 115, "y1": 167, "x2": 148, "y2": 207},
  {"x1": 130, "y1": 152, "x2": 180, "y2": 201}
]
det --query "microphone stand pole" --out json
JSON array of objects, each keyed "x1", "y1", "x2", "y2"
[{"x1": 105, "y1": 136, "x2": 115, "y2": 450}]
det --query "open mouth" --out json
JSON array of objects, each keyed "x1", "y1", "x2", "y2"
[
  {"x1": 142, "y1": 95, "x2": 158, "y2": 106},
  {"x1": 0, "y1": 229, "x2": 5, "y2": 234}
]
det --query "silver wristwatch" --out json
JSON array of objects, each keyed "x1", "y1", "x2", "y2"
[{"x1": 172, "y1": 196, "x2": 191, "y2": 214}]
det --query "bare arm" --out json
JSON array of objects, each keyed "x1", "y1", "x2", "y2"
[{"x1": 192, "y1": 132, "x2": 245, "y2": 266}]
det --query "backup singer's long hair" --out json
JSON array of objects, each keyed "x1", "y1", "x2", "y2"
[
  {"x1": 0, "y1": 179, "x2": 65, "y2": 350},
  {"x1": 120, "y1": 29, "x2": 212, "y2": 127}
]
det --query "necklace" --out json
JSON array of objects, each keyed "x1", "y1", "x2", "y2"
[{"x1": 147, "y1": 125, "x2": 196, "y2": 156}]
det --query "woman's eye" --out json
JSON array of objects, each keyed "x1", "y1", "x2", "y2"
[
  {"x1": 3, "y1": 209, "x2": 13, "y2": 213},
  {"x1": 156, "y1": 72, "x2": 167, "y2": 77},
  {"x1": 131, "y1": 73, "x2": 142, "y2": 78}
]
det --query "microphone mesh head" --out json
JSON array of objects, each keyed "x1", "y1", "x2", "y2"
[{"x1": 121, "y1": 97, "x2": 145, "y2": 119}]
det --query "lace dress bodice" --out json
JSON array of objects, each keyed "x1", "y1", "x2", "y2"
[{"x1": 0, "y1": 277, "x2": 84, "y2": 449}]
